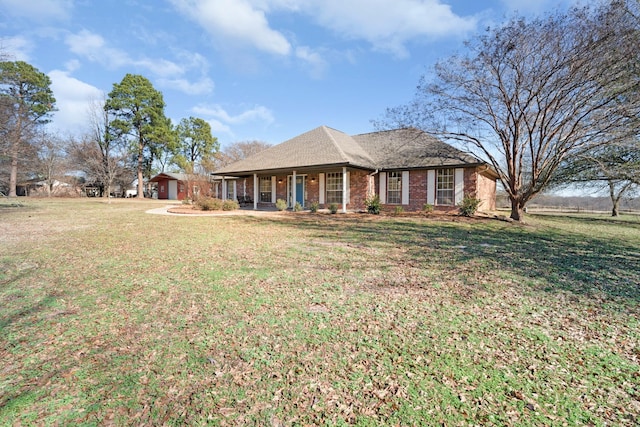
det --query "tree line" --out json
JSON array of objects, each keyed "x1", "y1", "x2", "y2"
[
  {"x1": 0, "y1": 67, "x2": 269, "y2": 198},
  {"x1": 380, "y1": 0, "x2": 640, "y2": 220}
]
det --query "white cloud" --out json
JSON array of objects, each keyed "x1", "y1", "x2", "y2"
[
  {"x1": 206, "y1": 120, "x2": 233, "y2": 136},
  {"x1": 295, "y1": 46, "x2": 328, "y2": 79},
  {"x1": 1, "y1": 35, "x2": 32, "y2": 61},
  {"x1": 304, "y1": 0, "x2": 477, "y2": 57},
  {"x1": 0, "y1": 0, "x2": 73, "y2": 21},
  {"x1": 65, "y1": 30, "x2": 131, "y2": 68},
  {"x1": 193, "y1": 104, "x2": 275, "y2": 125},
  {"x1": 169, "y1": 0, "x2": 291, "y2": 56},
  {"x1": 48, "y1": 69, "x2": 103, "y2": 136},
  {"x1": 169, "y1": 0, "x2": 477, "y2": 59},
  {"x1": 64, "y1": 29, "x2": 214, "y2": 95},
  {"x1": 157, "y1": 77, "x2": 215, "y2": 95}
]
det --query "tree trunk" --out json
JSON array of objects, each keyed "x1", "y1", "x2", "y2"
[
  {"x1": 137, "y1": 138, "x2": 144, "y2": 198},
  {"x1": 9, "y1": 153, "x2": 17, "y2": 197},
  {"x1": 609, "y1": 180, "x2": 621, "y2": 217},
  {"x1": 510, "y1": 198, "x2": 525, "y2": 222},
  {"x1": 611, "y1": 203, "x2": 619, "y2": 217}
]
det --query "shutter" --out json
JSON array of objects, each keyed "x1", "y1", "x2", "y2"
[
  {"x1": 319, "y1": 173, "x2": 325, "y2": 204},
  {"x1": 379, "y1": 172, "x2": 387, "y2": 204},
  {"x1": 401, "y1": 171, "x2": 409, "y2": 205},
  {"x1": 455, "y1": 168, "x2": 464, "y2": 205},
  {"x1": 271, "y1": 176, "x2": 276, "y2": 203},
  {"x1": 427, "y1": 170, "x2": 435, "y2": 205}
]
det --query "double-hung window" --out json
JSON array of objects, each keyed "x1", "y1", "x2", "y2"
[
  {"x1": 259, "y1": 176, "x2": 271, "y2": 202},
  {"x1": 387, "y1": 172, "x2": 402, "y2": 204},
  {"x1": 436, "y1": 168, "x2": 455, "y2": 205},
  {"x1": 325, "y1": 172, "x2": 343, "y2": 204},
  {"x1": 226, "y1": 181, "x2": 235, "y2": 201}
]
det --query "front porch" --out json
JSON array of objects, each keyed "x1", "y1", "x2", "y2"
[{"x1": 214, "y1": 167, "x2": 367, "y2": 213}]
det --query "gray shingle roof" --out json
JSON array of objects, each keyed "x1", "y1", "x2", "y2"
[
  {"x1": 353, "y1": 128, "x2": 483, "y2": 169},
  {"x1": 213, "y1": 126, "x2": 483, "y2": 176}
]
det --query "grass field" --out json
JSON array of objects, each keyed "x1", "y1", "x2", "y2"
[{"x1": 1, "y1": 198, "x2": 638, "y2": 426}]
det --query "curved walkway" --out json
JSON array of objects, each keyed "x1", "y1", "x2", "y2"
[{"x1": 145, "y1": 205, "x2": 286, "y2": 217}]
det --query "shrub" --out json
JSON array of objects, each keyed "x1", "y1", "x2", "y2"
[
  {"x1": 423, "y1": 203, "x2": 434, "y2": 213},
  {"x1": 222, "y1": 199, "x2": 239, "y2": 211},
  {"x1": 309, "y1": 201, "x2": 319, "y2": 213},
  {"x1": 276, "y1": 199, "x2": 287, "y2": 211},
  {"x1": 459, "y1": 195, "x2": 482, "y2": 217},
  {"x1": 196, "y1": 197, "x2": 223, "y2": 211},
  {"x1": 329, "y1": 203, "x2": 339, "y2": 214},
  {"x1": 293, "y1": 202, "x2": 303, "y2": 212},
  {"x1": 365, "y1": 194, "x2": 381, "y2": 214},
  {"x1": 393, "y1": 205, "x2": 404, "y2": 216},
  {"x1": 182, "y1": 198, "x2": 192, "y2": 205}
]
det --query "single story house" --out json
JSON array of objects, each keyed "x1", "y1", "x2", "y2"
[
  {"x1": 149, "y1": 172, "x2": 213, "y2": 200},
  {"x1": 211, "y1": 126, "x2": 498, "y2": 213}
]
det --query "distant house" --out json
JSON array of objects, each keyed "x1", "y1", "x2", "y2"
[
  {"x1": 16, "y1": 178, "x2": 76, "y2": 197},
  {"x1": 149, "y1": 172, "x2": 213, "y2": 200},
  {"x1": 212, "y1": 126, "x2": 498, "y2": 213}
]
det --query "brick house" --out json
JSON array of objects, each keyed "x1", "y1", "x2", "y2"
[{"x1": 212, "y1": 126, "x2": 498, "y2": 213}]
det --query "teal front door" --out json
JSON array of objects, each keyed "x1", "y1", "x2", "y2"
[
  {"x1": 288, "y1": 175, "x2": 305, "y2": 208},
  {"x1": 295, "y1": 177, "x2": 304, "y2": 206}
]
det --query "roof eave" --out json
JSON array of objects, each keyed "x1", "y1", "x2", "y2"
[{"x1": 212, "y1": 161, "x2": 377, "y2": 177}]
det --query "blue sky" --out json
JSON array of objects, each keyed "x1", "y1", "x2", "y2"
[{"x1": 1, "y1": 0, "x2": 577, "y2": 149}]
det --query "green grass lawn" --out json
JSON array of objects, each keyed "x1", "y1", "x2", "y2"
[{"x1": 1, "y1": 198, "x2": 638, "y2": 426}]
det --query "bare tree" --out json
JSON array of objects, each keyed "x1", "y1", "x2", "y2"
[
  {"x1": 551, "y1": 139, "x2": 640, "y2": 216},
  {"x1": 381, "y1": 1, "x2": 640, "y2": 221},
  {"x1": 67, "y1": 96, "x2": 132, "y2": 200},
  {"x1": 215, "y1": 140, "x2": 271, "y2": 168},
  {"x1": 34, "y1": 131, "x2": 68, "y2": 197}
]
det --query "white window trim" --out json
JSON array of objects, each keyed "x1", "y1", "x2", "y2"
[
  {"x1": 427, "y1": 170, "x2": 435, "y2": 205},
  {"x1": 454, "y1": 168, "x2": 464, "y2": 205},
  {"x1": 402, "y1": 171, "x2": 410, "y2": 205},
  {"x1": 319, "y1": 173, "x2": 325, "y2": 204},
  {"x1": 271, "y1": 176, "x2": 277, "y2": 203}
]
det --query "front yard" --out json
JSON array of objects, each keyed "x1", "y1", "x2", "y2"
[{"x1": 1, "y1": 199, "x2": 638, "y2": 425}]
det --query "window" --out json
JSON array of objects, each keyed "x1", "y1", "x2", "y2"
[
  {"x1": 387, "y1": 172, "x2": 402, "y2": 204},
  {"x1": 259, "y1": 176, "x2": 271, "y2": 203},
  {"x1": 436, "y1": 168, "x2": 454, "y2": 205},
  {"x1": 226, "y1": 181, "x2": 235, "y2": 200},
  {"x1": 325, "y1": 172, "x2": 343, "y2": 204}
]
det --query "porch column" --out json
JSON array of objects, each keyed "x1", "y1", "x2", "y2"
[
  {"x1": 221, "y1": 178, "x2": 226, "y2": 200},
  {"x1": 253, "y1": 174, "x2": 258, "y2": 210},
  {"x1": 292, "y1": 170, "x2": 296, "y2": 208},
  {"x1": 342, "y1": 167, "x2": 347, "y2": 213}
]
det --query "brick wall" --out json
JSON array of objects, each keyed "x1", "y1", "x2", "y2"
[
  {"x1": 463, "y1": 169, "x2": 478, "y2": 198},
  {"x1": 349, "y1": 169, "x2": 370, "y2": 211},
  {"x1": 408, "y1": 170, "x2": 427, "y2": 211},
  {"x1": 477, "y1": 170, "x2": 497, "y2": 211}
]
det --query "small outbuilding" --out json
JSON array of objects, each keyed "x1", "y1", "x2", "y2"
[{"x1": 149, "y1": 172, "x2": 213, "y2": 201}]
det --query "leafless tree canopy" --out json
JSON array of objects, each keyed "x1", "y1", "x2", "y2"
[
  {"x1": 215, "y1": 140, "x2": 271, "y2": 168},
  {"x1": 381, "y1": 1, "x2": 640, "y2": 221}
]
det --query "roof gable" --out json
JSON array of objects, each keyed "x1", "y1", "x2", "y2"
[{"x1": 149, "y1": 172, "x2": 189, "y2": 182}]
